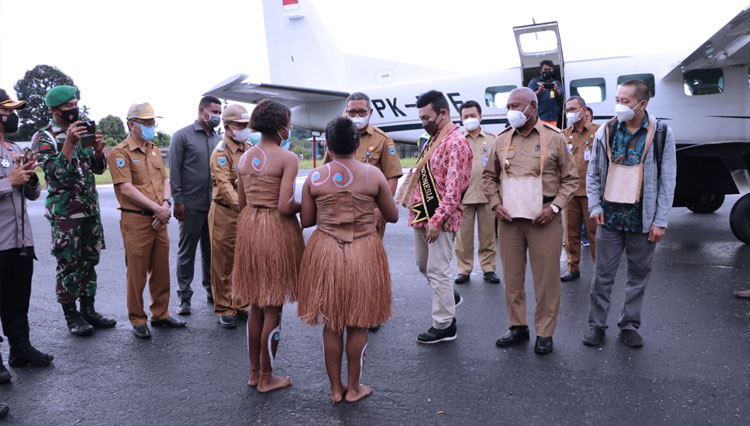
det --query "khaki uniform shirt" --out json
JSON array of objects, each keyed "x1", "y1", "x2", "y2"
[
  {"x1": 109, "y1": 135, "x2": 167, "y2": 210},
  {"x1": 461, "y1": 128, "x2": 496, "y2": 204},
  {"x1": 562, "y1": 122, "x2": 599, "y2": 197},
  {"x1": 323, "y1": 124, "x2": 403, "y2": 179},
  {"x1": 210, "y1": 135, "x2": 249, "y2": 211},
  {"x1": 0, "y1": 139, "x2": 41, "y2": 251},
  {"x1": 482, "y1": 120, "x2": 579, "y2": 211}
]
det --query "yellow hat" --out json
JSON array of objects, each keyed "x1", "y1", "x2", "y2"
[
  {"x1": 222, "y1": 104, "x2": 250, "y2": 123},
  {"x1": 127, "y1": 103, "x2": 162, "y2": 120},
  {"x1": 0, "y1": 89, "x2": 26, "y2": 110}
]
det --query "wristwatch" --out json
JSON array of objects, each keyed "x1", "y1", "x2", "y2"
[
  {"x1": 164, "y1": 198, "x2": 173, "y2": 207},
  {"x1": 550, "y1": 204, "x2": 560, "y2": 214}
]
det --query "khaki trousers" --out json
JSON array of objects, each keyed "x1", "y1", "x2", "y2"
[
  {"x1": 455, "y1": 203, "x2": 497, "y2": 275},
  {"x1": 208, "y1": 202, "x2": 249, "y2": 317},
  {"x1": 498, "y1": 215, "x2": 562, "y2": 337},
  {"x1": 120, "y1": 213, "x2": 170, "y2": 326},
  {"x1": 565, "y1": 196, "x2": 597, "y2": 272},
  {"x1": 413, "y1": 227, "x2": 456, "y2": 329}
]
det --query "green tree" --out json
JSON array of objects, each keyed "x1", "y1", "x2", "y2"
[
  {"x1": 153, "y1": 131, "x2": 171, "y2": 148},
  {"x1": 99, "y1": 115, "x2": 127, "y2": 147},
  {"x1": 11, "y1": 65, "x2": 77, "y2": 141}
]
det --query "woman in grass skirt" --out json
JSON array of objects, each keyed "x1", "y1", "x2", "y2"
[
  {"x1": 233, "y1": 100, "x2": 304, "y2": 393},
  {"x1": 297, "y1": 117, "x2": 399, "y2": 403}
]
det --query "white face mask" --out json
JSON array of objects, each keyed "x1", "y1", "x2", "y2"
[
  {"x1": 463, "y1": 117, "x2": 480, "y2": 132},
  {"x1": 351, "y1": 116, "x2": 369, "y2": 130},
  {"x1": 566, "y1": 111, "x2": 581, "y2": 124},
  {"x1": 615, "y1": 102, "x2": 642, "y2": 122},
  {"x1": 231, "y1": 127, "x2": 251, "y2": 142},
  {"x1": 507, "y1": 103, "x2": 530, "y2": 129}
]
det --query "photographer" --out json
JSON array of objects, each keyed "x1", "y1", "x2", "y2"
[
  {"x1": 0, "y1": 89, "x2": 54, "y2": 391},
  {"x1": 528, "y1": 60, "x2": 564, "y2": 127},
  {"x1": 31, "y1": 85, "x2": 116, "y2": 337}
]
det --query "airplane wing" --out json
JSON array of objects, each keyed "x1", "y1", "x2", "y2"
[
  {"x1": 666, "y1": 6, "x2": 750, "y2": 77},
  {"x1": 203, "y1": 74, "x2": 350, "y2": 108}
]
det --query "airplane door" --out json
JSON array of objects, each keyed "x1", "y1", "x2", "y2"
[{"x1": 512, "y1": 22, "x2": 565, "y2": 126}]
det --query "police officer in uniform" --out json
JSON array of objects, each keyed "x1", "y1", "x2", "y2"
[
  {"x1": 482, "y1": 88, "x2": 578, "y2": 355},
  {"x1": 560, "y1": 96, "x2": 599, "y2": 282},
  {"x1": 454, "y1": 100, "x2": 500, "y2": 285},
  {"x1": 32, "y1": 85, "x2": 116, "y2": 336},
  {"x1": 208, "y1": 105, "x2": 252, "y2": 329},
  {"x1": 110, "y1": 103, "x2": 186, "y2": 338}
]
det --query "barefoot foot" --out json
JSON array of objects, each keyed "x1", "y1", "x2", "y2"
[
  {"x1": 345, "y1": 384, "x2": 372, "y2": 403},
  {"x1": 248, "y1": 369, "x2": 260, "y2": 387},
  {"x1": 330, "y1": 384, "x2": 347, "y2": 403},
  {"x1": 257, "y1": 373, "x2": 292, "y2": 393}
]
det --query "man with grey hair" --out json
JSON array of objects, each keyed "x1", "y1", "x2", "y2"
[
  {"x1": 561, "y1": 96, "x2": 599, "y2": 282},
  {"x1": 482, "y1": 87, "x2": 578, "y2": 354}
]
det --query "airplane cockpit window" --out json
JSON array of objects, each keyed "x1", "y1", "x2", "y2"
[
  {"x1": 485, "y1": 85, "x2": 517, "y2": 109},
  {"x1": 617, "y1": 74, "x2": 655, "y2": 97},
  {"x1": 570, "y1": 78, "x2": 606, "y2": 103},
  {"x1": 683, "y1": 68, "x2": 724, "y2": 96}
]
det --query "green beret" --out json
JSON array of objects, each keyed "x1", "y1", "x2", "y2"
[{"x1": 45, "y1": 85, "x2": 77, "y2": 107}]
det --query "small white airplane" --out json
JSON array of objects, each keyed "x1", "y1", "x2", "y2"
[{"x1": 206, "y1": 0, "x2": 750, "y2": 244}]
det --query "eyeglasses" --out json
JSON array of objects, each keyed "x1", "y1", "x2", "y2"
[
  {"x1": 130, "y1": 119, "x2": 158, "y2": 127},
  {"x1": 346, "y1": 109, "x2": 369, "y2": 118}
]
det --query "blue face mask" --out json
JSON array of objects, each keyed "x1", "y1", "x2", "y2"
[{"x1": 138, "y1": 123, "x2": 156, "y2": 141}]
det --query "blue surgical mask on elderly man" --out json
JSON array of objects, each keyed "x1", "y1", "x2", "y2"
[{"x1": 138, "y1": 123, "x2": 156, "y2": 141}]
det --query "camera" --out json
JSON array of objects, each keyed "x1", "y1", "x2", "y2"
[{"x1": 543, "y1": 83, "x2": 555, "y2": 90}]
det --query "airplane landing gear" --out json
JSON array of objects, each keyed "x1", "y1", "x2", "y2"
[
  {"x1": 730, "y1": 193, "x2": 750, "y2": 244},
  {"x1": 687, "y1": 194, "x2": 725, "y2": 214}
]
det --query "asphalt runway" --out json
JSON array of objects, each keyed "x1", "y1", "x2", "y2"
[{"x1": 1, "y1": 174, "x2": 749, "y2": 425}]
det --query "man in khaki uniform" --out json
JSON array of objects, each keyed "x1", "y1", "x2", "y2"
[
  {"x1": 324, "y1": 92, "x2": 402, "y2": 238},
  {"x1": 561, "y1": 96, "x2": 599, "y2": 282},
  {"x1": 482, "y1": 88, "x2": 578, "y2": 355},
  {"x1": 455, "y1": 100, "x2": 500, "y2": 285},
  {"x1": 208, "y1": 105, "x2": 252, "y2": 329},
  {"x1": 110, "y1": 103, "x2": 186, "y2": 338}
]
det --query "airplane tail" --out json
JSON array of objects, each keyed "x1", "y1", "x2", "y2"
[{"x1": 262, "y1": 0, "x2": 448, "y2": 90}]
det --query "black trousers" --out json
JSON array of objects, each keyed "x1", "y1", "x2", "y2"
[{"x1": 0, "y1": 247, "x2": 34, "y2": 344}]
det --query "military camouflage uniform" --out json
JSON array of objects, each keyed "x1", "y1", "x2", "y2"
[{"x1": 32, "y1": 121, "x2": 106, "y2": 305}]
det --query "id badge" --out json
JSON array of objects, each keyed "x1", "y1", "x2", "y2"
[
  {"x1": 567, "y1": 142, "x2": 573, "y2": 154},
  {"x1": 482, "y1": 155, "x2": 488, "y2": 168},
  {"x1": 584, "y1": 148, "x2": 591, "y2": 162}
]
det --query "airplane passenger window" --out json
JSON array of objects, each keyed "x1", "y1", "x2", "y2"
[
  {"x1": 617, "y1": 74, "x2": 655, "y2": 97},
  {"x1": 485, "y1": 85, "x2": 517, "y2": 109},
  {"x1": 570, "y1": 78, "x2": 606, "y2": 103},
  {"x1": 683, "y1": 68, "x2": 724, "y2": 96}
]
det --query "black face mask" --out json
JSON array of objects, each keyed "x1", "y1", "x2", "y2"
[
  {"x1": 542, "y1": 71, "x2": 553, "y2": 80},
  {"x1": 0, "y1": 113, "x2": 19, "y2": 134},
  {"x1": 58, "y1": 107, "x2": 79, "y2": 124},
  {"x1": 423, "y1": 113, "x2": 441, "y2": 136}
]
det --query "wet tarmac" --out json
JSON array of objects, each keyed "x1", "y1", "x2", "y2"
[{"x1": 1, "y1": 178, "x2": 748, "y2": 425}]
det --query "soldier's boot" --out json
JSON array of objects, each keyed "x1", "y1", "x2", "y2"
[
  {"x1": 79, "y1": 296, "x2": 117, "y2": 328},
  {"x1": 8, "y1": 337, "x2": 54, "y2": 367},
  {"x1": 61, "y1": 303, "x2": 94, "y2": 336}
]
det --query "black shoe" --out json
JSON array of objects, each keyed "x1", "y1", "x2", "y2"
[
  {"x1": 534, "y1": 336, "x2": 553, "y2": 355},
  {"x1": 0, "y1": 355, "x2": 10, "y2": 384},
  {"x1": 218, "y1": 315, "x2": 237, "y2": 329},
  {"x1": 368, "y1": 325, "x2": 381, "y2": 332},
  {"x1": 8, "y1": 341, "x2": 53, "y2": 367},
  {"x1": 177, "y1": 300, "x2": 191, "y2": 316},
  {"x1": 560, "y1": 271, "x2": 581, "y2": 282},
  {"x1": 454, "y1": 290, "x2": 463, "y2": 307},
  {"x1": 79, "y1": 297, "x2": 117, "y2": 328},
  {"x1": 454, "y1": 274, "x2": 470, "y2": 284},
  {"x1": 207, "y1": 294, "x2": 214, "y2": 304},
  {"x1": 417, "y1": 318, "x2": 456, "y2": 344},
  {"x1": 495, "y1": 326, "x2": 530, "y2": 347},
  {"x1": 61, "y1": 303, "x2": 94, "y2": 336},
  {"x1": 236, "y1": 310, "x2": 248, "y2": 321},
  {"x1": 619, "y1": 329, "x2": 643, "y2": 347},
  {"x1": 483, "y1": 271, "x2": 501, "y2": 284},
  {"x1": 582, "y1": 328, "x2": 605, "y2": 347},
  {"x1": 132, "y1": 324, "x2": 151, "y2": 339},
  {"x1": 0, "y1": 403, "x2": 8, "y2": 419},
  {"x1": 151, "y1": 316, "x2": 187, "y2": 328}
]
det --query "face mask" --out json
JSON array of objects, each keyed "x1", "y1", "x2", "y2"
[
  {"x1": 231, "y1": 127, "x2": 251, "y2": 142},
  {"x1": 614, "y1": 102, "x2": 642, "y2": 122},
  {"x1": 423, "y1": 113, "x2": 442, "y2": 136},
  {"x1": 138, "y1": 123, "x2": 156, "y2": 141},
  {"x1": 0, "y1": 113, "x2": 19, "y2": 134},
  {"x1": 542, "y1": 71, "x2": 553, "y2": 80},
  {"x1": 59, "y1": 107, "x2": 79, "y2": 124},
  {"x1": 463, "y1": 117, "x2": 480, "y2": 132},
  {"x1": 249, "y1": 132, "x2": 261, "y2": 144},
  {"x1": 203, "y1": 109, "x2": 221, "y2": 128},
  {"x1": 566, "y1": 111, "x2": 581, "y2": 124},
  {"x1": 507, "y1": 103, "x2": 531, "y2": 129},
  {"x1": 277, "y1": 126, "x2": 291, "y2": 144},
  {"x1": 351, "y1": 116, "x2": 369, "y2": 130}
]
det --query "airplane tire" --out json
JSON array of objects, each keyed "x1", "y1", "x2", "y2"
[
  {"x1": 687, "y1": 194, "x2": 725, "y2": 214},
  {"x1": 730, "y1": 193, "x2": 750, "y2": 244}
]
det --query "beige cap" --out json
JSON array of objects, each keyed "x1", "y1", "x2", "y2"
[
  {"x1": 127, "y1": 103, "x2": 162, "y2": 120},
  {"x1": 222, "y1": 104, "x2": 250, "y2": 123}
]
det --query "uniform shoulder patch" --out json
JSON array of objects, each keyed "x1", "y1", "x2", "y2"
[
  {"x1": 217, "y1": 156, "x2": 227, "y2": 166},
  {"x1": 116, "y1": 157, "x2": 126, "y2": 168},
  {"x1": 388, "y1": 145, "x2": 396, "y2": 155}
]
